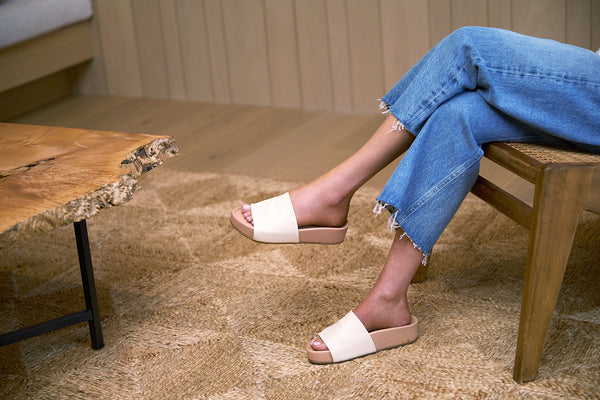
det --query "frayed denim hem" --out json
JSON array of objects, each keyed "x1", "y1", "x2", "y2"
[
  {"x1": 373, "y1": 200, "x2": 429, "y2": 266},
  {"x1": 378, "y1": 100, "x2": 407, "y2": 132}
]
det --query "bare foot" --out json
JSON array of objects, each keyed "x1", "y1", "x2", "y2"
[
  {"x1": 309, "y1": 231, "x2": 422, "y2": 352},
  {"x1": 242, "y1": 115, "x2": 415, "y2": 229},
  {"x1": 241, "y1": 180, "x2": 351, "y2": 228},
  {"x1": 310, "y1": 293, "x2": 412, "y2": 351}
]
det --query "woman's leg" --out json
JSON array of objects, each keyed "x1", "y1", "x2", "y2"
[
  {"x1": 377, "y1": 91, "x2": 550, "y2": 257},
  {"x1": 311, "y1": 90, "x2": 542, "y2": 352},
  {"x1": 310, "y1": 229, "x2": 423, "y2": 351},
  {"x1": 243, "y1": 26, "x2": 600, "y2": 229},
  {"x1": 237, "y1": 26, "x2": 600, "y2": 354},
  {"x1": 241, "y1": 114, "x2": 415, "y2": 227}
]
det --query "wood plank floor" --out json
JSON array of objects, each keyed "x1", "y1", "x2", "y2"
[{"x1": 12, "y1": 95, "x2": 533, "y2": 201}]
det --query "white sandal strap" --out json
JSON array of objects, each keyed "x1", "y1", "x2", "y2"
[
  {"x1": 251, "y1": 193, "x2": 299, "y2": 243},
  {"x1": 318, "y1": 311, "x2": 376, "y2": 362}
]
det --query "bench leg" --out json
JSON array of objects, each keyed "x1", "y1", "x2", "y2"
[
  {"x1": 74, "y1": 220, "x2": 104, "y2": 350},
  {"x1": 513, "y1": 166, "x2": 593, "y2": 382}
]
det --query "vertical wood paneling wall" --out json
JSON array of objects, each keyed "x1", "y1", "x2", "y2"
[{"x1": 77, "y1": 0, "x2": 600, "y2": 113}]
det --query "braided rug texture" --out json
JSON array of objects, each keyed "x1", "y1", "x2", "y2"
[{"x1": 1, "y1": 169, "x2": 599, "y2": 399}]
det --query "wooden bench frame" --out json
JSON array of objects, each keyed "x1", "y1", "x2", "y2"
[
  {"x1": 408, "y1": 141, "x2": 600, "y2": 383},
  {"x1": 471, "y1": 142, "x2": 599, "y2": 382}
]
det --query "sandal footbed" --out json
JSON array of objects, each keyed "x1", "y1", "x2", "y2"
[
  {"x1": 306, "y1": 316, "x2": 418, "y2": 364},
  {"x1": 230, "y1": 206, "x2": 348, "y2": 244}
]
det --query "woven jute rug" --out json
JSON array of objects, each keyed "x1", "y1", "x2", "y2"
[{"x1": 1, "y1": 169, "x2": 598, "y2": 399}]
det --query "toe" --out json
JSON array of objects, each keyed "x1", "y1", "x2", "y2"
[
  {"x1": 310, "y1": 336, "x2": 328, "y2": 351},
  {"x1": 241, "y1": 204, "x2": 253, "y2": 223}
]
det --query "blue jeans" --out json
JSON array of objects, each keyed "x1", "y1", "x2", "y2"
[{"x1": 377, "y1": 26, "x2": 600, "y2": 260}]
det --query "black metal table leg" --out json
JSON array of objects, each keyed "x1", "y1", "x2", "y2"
[
  {"x1": 0, "y1": 219, "x2": 104, "y2": 349},
  {"x1": 74, "y1": 220, "x2": 104, "y2": 349}
]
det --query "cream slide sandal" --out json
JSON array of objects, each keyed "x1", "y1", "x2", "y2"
[
  {"x1": 306, "y1": 311, "x2": 418, "y2": 364},
  {"x1": 230, "y1": 192, "x2": 349, "y2": 244}
]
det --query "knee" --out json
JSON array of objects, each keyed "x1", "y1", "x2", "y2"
[
  {"x1": 429, "y1": 92, "x2": 512, "y2": 145},
  {"x1": 432, "y1": 92, "x2": 473, "y2": 123},
  {"x1": 450, "y1": 26, "x2": 487, "y2": 36},
  {"x1": 447, "y1": 26, "x2": 490, "y2": 42},
  {"x1": 425, "y1": 92, "x2": 488, "y2": 145},
  {"x1": 441, "y1": 26, "x2": 505, "y2": 52}
]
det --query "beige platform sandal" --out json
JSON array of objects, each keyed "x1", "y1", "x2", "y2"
[
  {"x1": 230, "y1": 192, "x2": 348, "y2": 244},
  {"x1": 306, "y1": 311, "x2": 418, "y2": 364}
]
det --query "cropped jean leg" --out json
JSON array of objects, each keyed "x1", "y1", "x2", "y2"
[
  {"x1": 375, "y1": 26, "x2": 600, "y2": 260},
  {"x1": 381, "y1": 26, "x2": 600, "y2": 152},
  {"x1": 376, "y1": 91, "x2": 553, "y2": 261}
]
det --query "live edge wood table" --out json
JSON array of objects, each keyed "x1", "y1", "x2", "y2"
[{"x1": 0, "y1": 122, "x2": 178, "y2": 349}]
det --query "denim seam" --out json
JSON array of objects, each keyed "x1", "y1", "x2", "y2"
[
  {"x1": 402, "y1": 65, "x2": 465, "y2": 129},
  {"x1": 485, "y1": 66, "x2": 600, "y2": 88},
  {"x1": 401, "y1": 38, "x2": 485, "y2": 129},
  {"x1": 400, "y1": 53, "x2": 484, "y2": 132}
]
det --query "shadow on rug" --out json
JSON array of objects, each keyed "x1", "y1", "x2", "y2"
[{"x1": 1, "y1": 169, "x2": 599, "y2": 399}]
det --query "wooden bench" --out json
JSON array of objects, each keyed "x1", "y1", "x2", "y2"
[{"x1": 416, "y1": 141, "x2": 600, "y2": 383}]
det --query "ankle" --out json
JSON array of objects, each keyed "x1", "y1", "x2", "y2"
[
  {"x1": 289, "y1": 185, "x2": 350, "y2": 228},
  {"x1": 354, "y1": 293, "x2": 411, "y2": 332}
]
